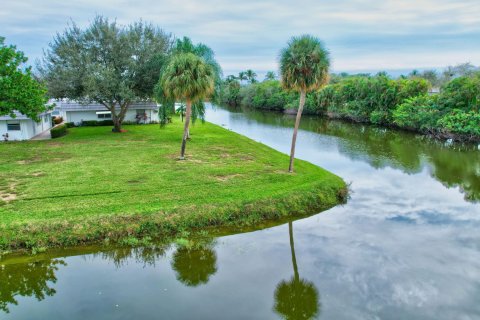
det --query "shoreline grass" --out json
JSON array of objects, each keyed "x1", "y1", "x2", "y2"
[{"x1": 0, "y1": 119, "x2": 346, "y2": 253}]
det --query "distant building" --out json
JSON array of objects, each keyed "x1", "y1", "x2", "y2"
[
  {"x1": 0, "y1": 110, "x2": 53, "y2": 141},
  {"x1": 55, "y1": 100, "x2": 160, "y2": 125}
]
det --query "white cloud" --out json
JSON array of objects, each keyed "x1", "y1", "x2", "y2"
[{"x1": 1, "y1": 0, "x2": 479, "y2": 75}]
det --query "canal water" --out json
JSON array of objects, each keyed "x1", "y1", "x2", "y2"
[{"x1": 1, "y1": 105, "x2": 479, "y2": 319}]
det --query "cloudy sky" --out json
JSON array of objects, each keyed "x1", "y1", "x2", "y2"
[{"x1": 2, "y1": 0, "x2": 480, "y2": 78}]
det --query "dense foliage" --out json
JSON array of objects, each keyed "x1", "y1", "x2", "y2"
[
  {"x1": 0, "y1": 37, "x2": 48, "y2": 120},
  {"x1": 39, "y1": 15, "x2": 171, "y2": 131},
  {"x1": 218, "y1": 72, "x2": 480, "y2": 141}
]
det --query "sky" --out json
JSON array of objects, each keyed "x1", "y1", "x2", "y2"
[{"x1": 1, "y1": 0, "x2": 480, "y2": 79}]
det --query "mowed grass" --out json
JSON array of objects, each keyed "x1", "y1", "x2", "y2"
[{"x1": 0, "y1": 119, "x2": 345, "y2": 252}]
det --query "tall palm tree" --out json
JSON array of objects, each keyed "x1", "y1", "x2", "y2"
[
  {"x1": 280, "y1": 35, "x2": 330, "y2": 172},
  {"x1": 160, "y1": 53, "x2": 214, "y2": 159}
]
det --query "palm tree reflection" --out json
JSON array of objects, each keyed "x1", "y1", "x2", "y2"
[{"x1": 274, "y1": 222, "x2": 320, "y2": 320}]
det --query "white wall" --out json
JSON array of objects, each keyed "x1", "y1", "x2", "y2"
[
  {"x1": 67, "y1": 109, "x2": 158, "y2": 124},
  {"x1": 0, "y1": 119, "x2": 33, "y2": 141},
  {"x1": 0, "y1": 115, "x2": 52, "y2": 141}
]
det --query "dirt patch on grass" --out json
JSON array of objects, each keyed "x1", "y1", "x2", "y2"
[
  {"x1": 0, "y1": 182, "x2": 18, "y2": 203},
  {"x1": 16, "y1": 156, "x2": 41, "y2": 165},
  {"x1": 31, "y1": 172, "x2": 46, "y2": 177},
  {"x1": 215, "y1": 174, "x2": 242, "y2": 182}
]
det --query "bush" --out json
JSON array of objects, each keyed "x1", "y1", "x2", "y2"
[
  {"x1": 50, "y1": 124, "x2": 67, "y2": 138},
  {"x1": 439, "y1": 76, "x2": 480, "y2": 112},
  {"x1": 65, "y1": 122, "x2": 76, "y2": 128},
  {"x1": 438, "y1": 110, "x2": 480, "y2": 137},
  {"x1": 81, "y1": 120, "x2": 114, "y2": 126},
  {"x1": 393, "y1": 95, "x2": 441, "y2": 131}
]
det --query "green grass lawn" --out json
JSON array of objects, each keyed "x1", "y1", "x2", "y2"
[{"x1": 0, "y1": 120, "x2": 345, "y2": 252}]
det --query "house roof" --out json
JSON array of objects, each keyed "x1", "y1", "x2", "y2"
[
  {"x1": 0, "y1": 110, "x2": 52, "y2": 121},
  {"x1": 55, "y1": 100, "x2": 159, "y2": 111}
]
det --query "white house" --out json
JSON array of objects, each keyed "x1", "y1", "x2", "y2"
[
  {"x1": 0, "y1": 111, "x2": 53, "y2": 141},
  {"x1": 55, "y1": 100, "x2": 160, "y2": 125}
]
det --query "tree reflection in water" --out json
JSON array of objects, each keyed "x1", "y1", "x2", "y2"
[
  {"x1": 171, "y1": 240, "x2": 218, "y2": 287},
  {"x1": 274, "y1": 222, "x2": 320, "y2": 320},
  {"x1": 0, "y1": 259, "x2": 66, "y2": 313}
]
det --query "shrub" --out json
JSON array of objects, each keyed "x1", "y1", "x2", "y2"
[
  {"x1": 439, "y1": 76, "x2": 480, "y2": 112},
  {"x1": 50, "y1": 124, "x2": 67, "y2": 138},
  {"x1": 393, "y1": 95, "x2": 441, "y2": 131},
  {"x1": 81, "y1": 120, "x2": 114, "y2": 126},
  {"x1": 65, "y1": 122, "x2": 76, "y2": 128},
  {"x1": 438, "y1": 110, "x2": 480, "y2": 136}
]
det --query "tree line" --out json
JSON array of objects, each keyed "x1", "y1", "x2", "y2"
[{"x1": 217, "y1": 65, "x2": 480, "y2": 142}]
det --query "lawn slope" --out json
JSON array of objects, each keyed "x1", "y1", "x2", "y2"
[{"x1": 0, "y1": 120, "x2": 346, "y2": 252}]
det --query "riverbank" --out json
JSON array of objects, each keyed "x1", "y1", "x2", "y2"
[
  {"x1": 217, "y1": 75, "x2": 480, "y2": 143},
  {"x1": 0, "y1": 120, "x2": 346, "y2": 254}
]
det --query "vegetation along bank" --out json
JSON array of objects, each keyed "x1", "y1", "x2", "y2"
[{"x1": 218, "y1": 66, "x2": 480, "y2": 142}]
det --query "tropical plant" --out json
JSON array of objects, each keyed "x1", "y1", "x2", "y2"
[
  {"x1": 0, "y1": 37, "x2": 48, "y2": 120},
  {"x1": 155, "y1": 37, "x2": 221, "y2": 126},
  {"x1": 280, "y1": 35, "x2": 330, "y2": 172},
  {"x1": 39, "y1": 16, "x2": 171, "y2": 132},
  {"x1": 264, "y1": 71, "x2": 277, "y2": 81},
  {"x1": 238, "y1": 71, "x2": 248, "y2": 84},
  {"x1": 159, "y1": 53, "x2": 214, "y2": 159},
  {"x1": 245, "y1": 69, "x2": 257, "y2": 84}
]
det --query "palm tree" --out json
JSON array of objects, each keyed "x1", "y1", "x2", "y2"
[
  {"x1": 245, "y1": 69, "x2": 257, "y2": 84},
  {"x1": 273, "y1": 222, "x2": 320, "y2": 319},
  {"x1": 238, "y1": 71, "x2": 248, "y2": 84},
  {"x1": 160, "y1": 53, "x2": 215, "y2": 159},
  {"x1": 280, "y1": 35, "x2": 330, "y2": 172},
  {"x1": 264, "y1": 71, "x2": 277, "y2": 81}
]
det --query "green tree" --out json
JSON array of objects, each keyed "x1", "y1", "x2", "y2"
[
  {"x1": 0, "y1": 37, "x2": 48, "y2": 120},
  {"x1": 264, "y1": 71, "x2": 277, "y2": 81},
  {"x1": 39, "y1": 16, "x2": 171, "y2": 132},
  {"x1": 155, "y1": 37, "x2": 221, "y2": 127},
  {"x1": 280, "y1": 35, "x2": 330, "y2": 172},
  {"x1": 238, "y1": 71, "x2": 248, "y2": 84},
  {"x1": 159, "y1": 53, "x2": 214, "y2": 159},
  {"x1": 273, "y1": 222, "x2": 320, "y2": 320},
  {"x1": 245, "y1": 69, "x2": 257, "y2": 84}
]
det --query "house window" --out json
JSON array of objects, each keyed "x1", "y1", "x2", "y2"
[
  {"x1": 97, "y1": 112, "x2": 112, "y2": 119},
  {"x1": 7, "y1": 122, "x2": 21, "y2": 131},
  {"x1": 44, "y1": 115, "x2": 49, "y2": 123}
]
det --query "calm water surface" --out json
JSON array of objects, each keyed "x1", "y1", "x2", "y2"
[{"x1": 1, "y1": 105, "x2": 479, "y2": 320}]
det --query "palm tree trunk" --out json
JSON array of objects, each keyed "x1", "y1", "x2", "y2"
[
  {"x1": 289, "y1": 221, "x2": 299, "y2": 281},
  {"x1": 288, "y1": 89, "x2": 306, "y2": 172},
  {"x1": 180, "y1": 100, "x2": 192, "y2": 160}
]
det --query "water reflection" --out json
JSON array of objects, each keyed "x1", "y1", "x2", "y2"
[
  {"x1": 216, "y1": 105, "x2": 480, "y2": 202},
  {"x1": 274, "y1": 222, "x2": 320, "y2": 320},
  {"x1": 171, "y1": 240, "x2": 218, "y2": 287},
  {"x1": 97, "y1": 245, "x2": 167, "y2": 268},
  {"x1": 0, "y1": 259, "x2": 65, "y2": 313}
]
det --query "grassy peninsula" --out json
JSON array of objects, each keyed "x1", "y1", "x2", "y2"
[{"x1": 0, "y1": 120, "x2": 346, "y2": 253}]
